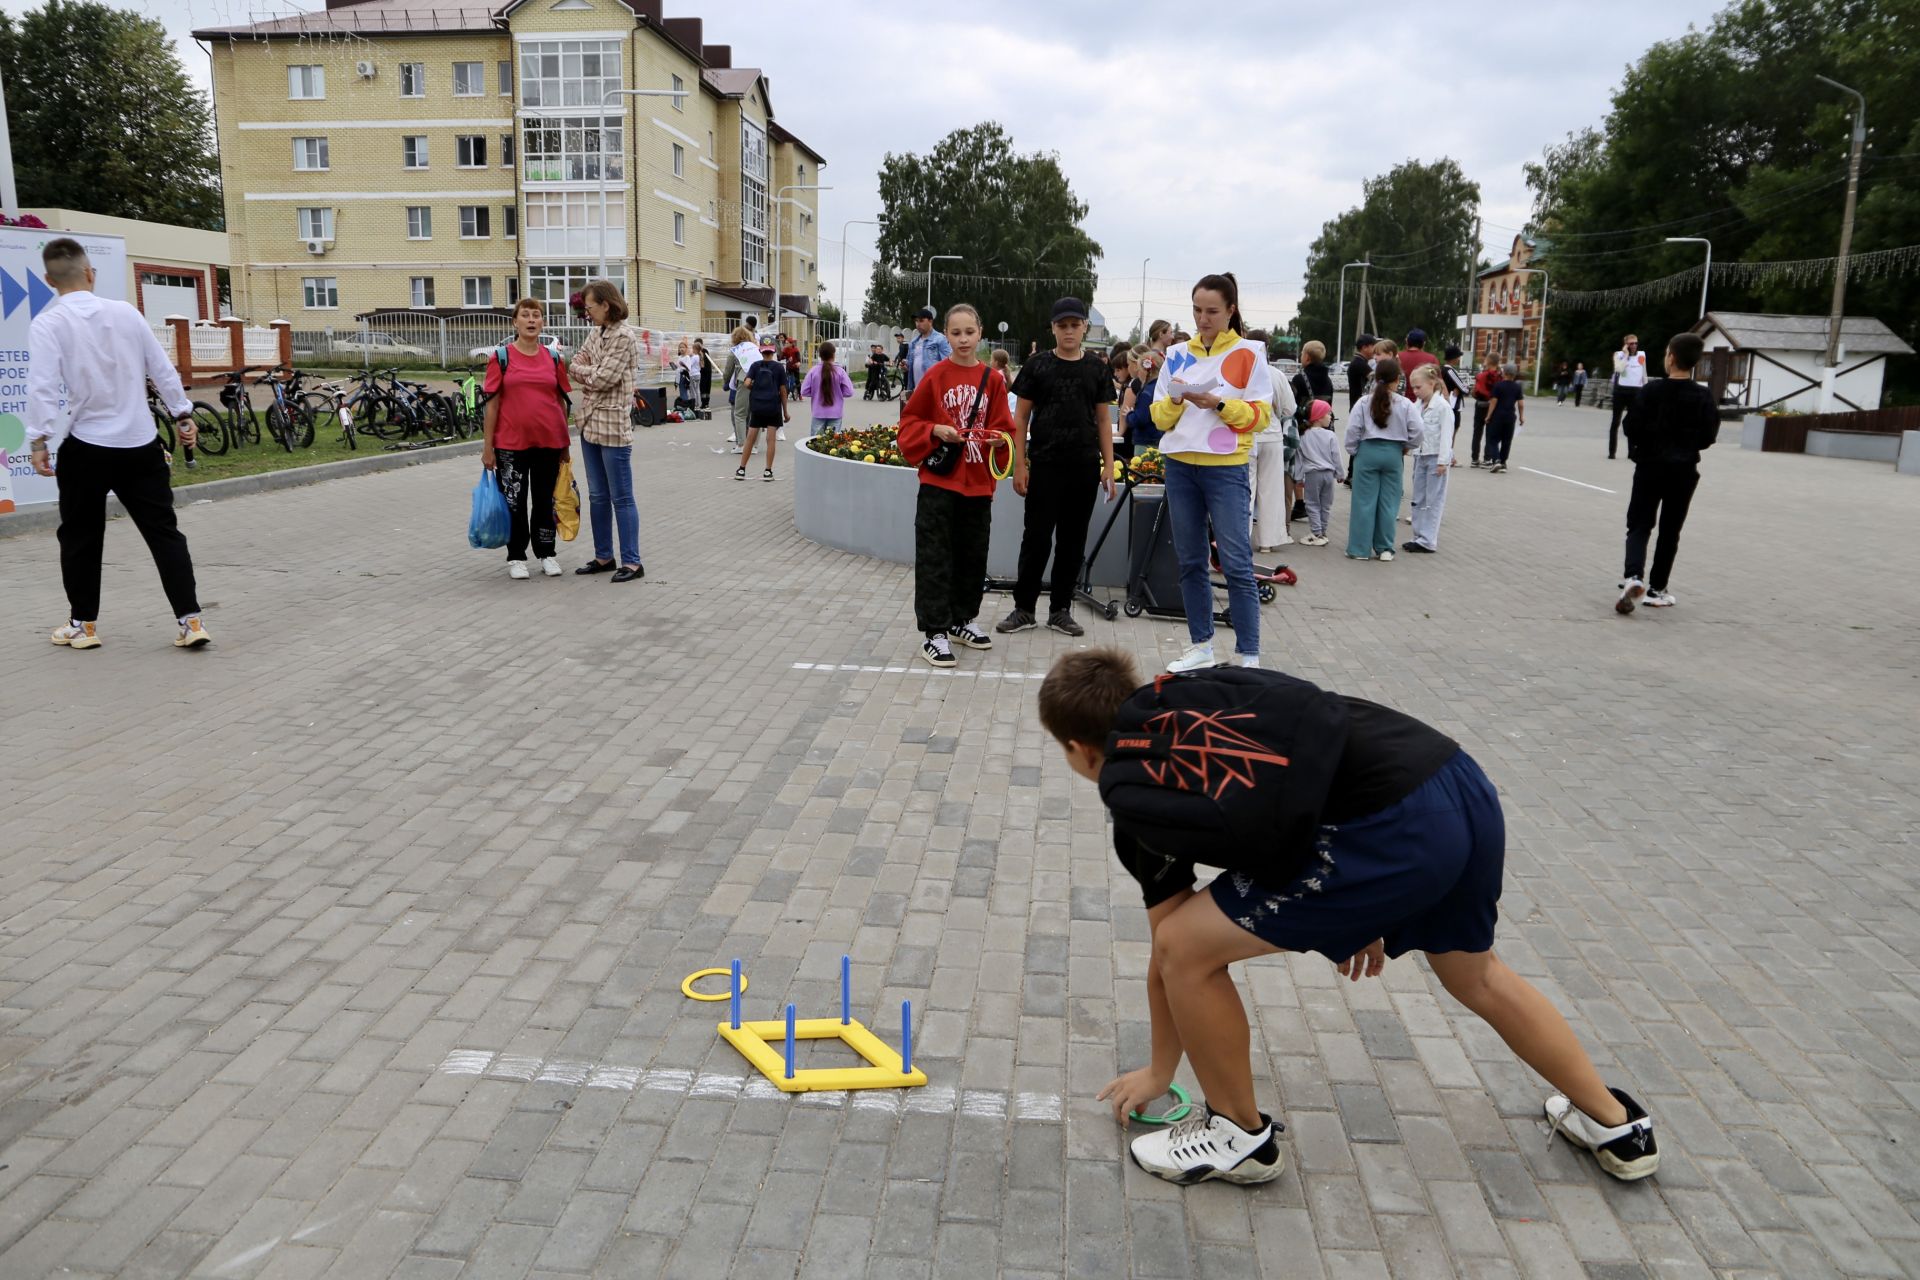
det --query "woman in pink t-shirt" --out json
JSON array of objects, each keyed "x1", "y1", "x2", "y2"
[{"x1": 481, "y1": 297, "x2": 573, "y2": 578}]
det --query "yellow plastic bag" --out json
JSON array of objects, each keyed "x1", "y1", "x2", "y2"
[{"x1": 554, "y1": 457, "x2": 580, "y2": 542}]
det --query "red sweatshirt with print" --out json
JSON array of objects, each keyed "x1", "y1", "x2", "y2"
[{"x1": 897, "y1": 358, "x2": 1014, "y2": 498}]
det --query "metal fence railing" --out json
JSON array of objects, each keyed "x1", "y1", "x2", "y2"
[{"x1": 279, "y1": 310, "x2": 732, "y2": 380}]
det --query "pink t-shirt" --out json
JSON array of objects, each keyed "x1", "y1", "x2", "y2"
[{"x1": 484, "y1": 344, "x2": 572, "y2": 450}]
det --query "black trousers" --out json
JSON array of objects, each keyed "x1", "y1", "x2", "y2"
[
  {"x1": 1572, "y1": 384, "x2": 1585, "y2": 407},
  {"x1": 1014, "y1": 458, "x2": 1099, "y2": 614},
  {"x1": 1485, "y1": 418, "x2": 1517, "y2": 465},
  {"x1": 1471, "y1": 399, "x2": 1489, "y2": 462},
  {"x1": 56, "y1": 435, "x2": 199, "y2": 621},
  {"x1": 496, "y1": 446, "x2": 565, "y2": 561},
  {"x1": 1622, "y1": 462, "x2": 1700, "y2": 591},
  {"x1": 914, "y1": 484, "x2": 992, "y2": 633},
  {"x1": 1609, "y1": 386, "x2": 1638, "y2": 457}
]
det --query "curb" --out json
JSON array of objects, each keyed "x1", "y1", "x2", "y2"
[{"x1": 0, "y1": 440, "x2": 484, "y2": 539}]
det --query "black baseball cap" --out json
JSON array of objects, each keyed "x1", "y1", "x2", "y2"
[
  {"x1": 1356, "y1": 334, "x2": 1378, "y2": 348},
  {"x1": 1443, "y1": 343, "x2": 1462, "y2": 360},
  {"x1": 1051, "y1": 296, "x2": 1089, "y2": 323},
  {"x1": 1406, "y1": 328, "x2": 1426, "y2": 346},
  {"x1": 914, "y1": 306, "x2": 936, "y2": 321}
]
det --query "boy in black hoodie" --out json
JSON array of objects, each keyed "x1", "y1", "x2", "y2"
[{"x1": 1615, "y1": 332, "x2": 1719, "y2": 614}]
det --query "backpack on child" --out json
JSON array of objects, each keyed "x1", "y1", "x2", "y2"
[
  {"x1": 1098, "y1": 668, "x2": 1349, "y2": 887},
  {"x1": 746, "y1": 359, "x2": 785, "y2": 415}
]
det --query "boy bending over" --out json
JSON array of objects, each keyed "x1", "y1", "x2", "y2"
[{"x1": 1038, "y1": 650, "x2": 1660, "y2": 1187}]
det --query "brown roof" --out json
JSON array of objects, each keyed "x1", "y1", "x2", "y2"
[
  {"x1": 1694, "y1": 312, "x2": 1914, "y2": 357},
  {"x1": 702, "y1": 67, "x2": 762, "y2": 97},
  {"x1": 769, "y1": 120, "x2": 824, "y2": 165}
]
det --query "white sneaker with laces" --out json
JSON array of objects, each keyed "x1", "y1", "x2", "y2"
[
  {"x1": 1643, "y1": 589, "x2": 1676, "y2": 607},
  {"x1": 1233, "y1": 653, "x2": 1260, "y2": 668},
  {"x1": 920, "y1": 632, "x2": 955, "y2": 668},
  {"x1": 1544, "y1": 1087, "x2": 1659, "y2": 1181},
  {"x1": 1616, "y1": 577, "x2": 1646, "y2": 615},
  {"x1": 1377, "y1": 550, "x2": 1395, "y2": 562},
  {"x1": 1129, "y1": 1108, "x2": 1286, "y2": 1186},
  {"x1": 51, "y1": 621, "x2": 100, "y2": 649},
  {"x1": 948, "y1": 620, "x2": 993, "y2": 650},
  {"x1": 540, "y1": 557, "x2": 562, "y2": 577},
  {"x1": 507, "y1": 560, "x2": 530, "y2": 580},
  {"x1": 1166, "y1": 643, "x2": 1216, "y2": 673}
]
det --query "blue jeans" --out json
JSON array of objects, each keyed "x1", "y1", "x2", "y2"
[
  {"x1": 1347, "y1": 440, "x2": 1404, "y2": 557},
  {"x1": 1164, "y1": 457, "x2": 1259, "y2": 655},
  {"x1": 579, "y1": 439, "x2": 640, "y2": 566}
]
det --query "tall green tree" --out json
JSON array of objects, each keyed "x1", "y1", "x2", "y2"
[
  {"x1": 0, "y1": 0, "x2": 221, "y2": 228},
  {"x1": 1293, "y1": 159, "x2": 1480, "y2": 357},
  {"x1": 866, "y1": 123, "x2": 1101, "y2": 350},
  {"x1": 1527, "y1": 0, "x2": 1920, "y2": 394}
]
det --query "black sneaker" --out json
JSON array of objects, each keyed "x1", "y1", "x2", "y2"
[
  {"x1": 920, "y1": 632, "x2": 955, "y2": 668},
  {"x1": 1047, "y1": 609, "x2": 1084, "y2": 637},
  {"x1": 1545, "y1": 1087, "x2": 1659, "y2": 1181},
  {"x1": 949, "y1": 621, "x2": 993, "y2": 650},
  {"x1": 1401, "y1": 541, "x2": 1435, "y2": 554},
  {"x1": 995, "y1": 609, "x2": 1037, "y2": 634}
]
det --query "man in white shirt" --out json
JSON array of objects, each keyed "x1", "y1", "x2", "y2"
[
  {"x1": 26, "y1": 237, "x2": 211, "y2": 650},
  {"x1": 1608, "y1": 333, "x2": 1648, "y2": 460}
]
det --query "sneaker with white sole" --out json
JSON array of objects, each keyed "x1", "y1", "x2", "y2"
[
  {"x1": 540, "y1": 557, "x2": 562, "y2": 577},
  {"x1": 1167, "y1": 643, "x2": 1216, "y2": 673},
  {"x1": 52, "y1": 621, "x2": 100, "y2": 650},
  {"x1": 1047, "y1": 609, "x2": 1084, "y2": 637},
  {"x1": 1615, "y1": 577, "x2": 1646, "y2": 615},
  {"x1": 948, "y1": 621, "x2": 993, "y2": 650},
  {"x1": 920, "y1": 631, "x2": 955, "y2": 668},
  {"x1": 1233, "y1": 653, "x2": 1260, "y2": 668},
  {"x1": 1129, "y1": 1107, "x2": 1286, "y2": 1186},
  {"x1": 507, "y1": 560, "x2": 531, "y2": 579},
  {"x1": 1302, "y1": 534, "x2": 1329, "y2": 546},
  {"x1": 1377, "y1": 550, "x2": 1395, "y2": 562},
  {"x1": 1643, "y1": 589, "x2": 1676, "y2": 607},
  {"x1": 174, "y1": 616, "x2": 212, "y2": 648},
  {"x1": 995, "y1": 609, "x2": 1037, "y2": 634},
  {"x1": 1544, "y1": 1087, "x2": 1659, "y2": 1181}
]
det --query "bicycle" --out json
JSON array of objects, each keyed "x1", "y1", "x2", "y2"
[
  {"x1": 148, "y1": 388, "x2": 197, "y2": 470},
  {"x1": 286, "y1": 368, "x2": 357, "y2": 450},
  {"x1": 262, "y1": 365, "x2": 315, "y2": 452},
  {"x1": 188, "y1": 366, "x2": 282, "y2": 456},
  {"x1": 348, "y1": 368, "x2": 459, "y2": 448}
]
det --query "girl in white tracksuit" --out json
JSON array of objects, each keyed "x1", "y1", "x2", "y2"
[
  {"x1": 1251, "y1": 361, "x2": 1298, "y2": 550},
  {"x1": 1404, "y1": 365, "x2": 1454, "y2": 553}
]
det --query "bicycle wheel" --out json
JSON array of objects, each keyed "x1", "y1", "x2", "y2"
[
  {"x1": 354, "y1": 393, "x2": 407, "y2": 441},
  {"x1": 266, "y1": 404, "x2": 295, "y2": 453},
  {"x1": 338, "y1": 398, "x2": 358, "y2": 450},
  {"x1": 190, "y1": 403, "x2": 228, "y2": 455},
  {"x1": 299, "y1": 391, "x2": 336, "y2": 438},
  {"x1": 152, "y1": 414, "x2": 175, "y2": 454},
  {"x1": 423, "y1": 394, "x2": 458, "y2": 440},
  {"x1": 290, "y1": 399, "x2": 316, "y2": 448}
]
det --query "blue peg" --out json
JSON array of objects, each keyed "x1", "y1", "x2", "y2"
[
  {"x1": 841, "y1": 954, "x2": 851, "y2": 1026},
  {"x1": 729, "y1": 959, "x2": 741, "y2": 1031},
  {"x1": 901, "y1": 999, "x2": 913, "y2": 1075},
  {"x1": 784, "y1": 1003, "x2": 796, "y2": 1080}
]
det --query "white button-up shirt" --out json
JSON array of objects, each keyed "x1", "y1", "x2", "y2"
[{"x1": 26, "y1": 290, "x2": 191, "y2": 450}]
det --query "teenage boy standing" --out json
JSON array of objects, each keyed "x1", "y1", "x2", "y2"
[
  {"x1": 1483, "y1": 362, "x2": 1525, "y2": 473},
  {"x1": 998, "y1": 296, "x2": 1116, "y2": 637},
  {"x1": 1615, "y1": 332, "x2": 1719, "y2": 614},
  {"x1": 1609, "y1": 333, "x2": 1648, "y2": 459},
  {"x1": 902, "y1": 307, "x2": 951, "y2": 398},
  {"x1": 1345, "y1": 334, "x2": 1377, "y2": 409}
]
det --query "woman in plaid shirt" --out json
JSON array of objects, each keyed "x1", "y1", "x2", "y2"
[{"x1": 570, "y1": 282, "x2": 645, "y2": 583}]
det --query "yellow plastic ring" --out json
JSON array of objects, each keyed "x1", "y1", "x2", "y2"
[
  {"x1": 988, "y1": 435, "x2": 1014, "y2": 481},
  {"x1": 681, "y1": 968, "x2": 744, "y2": 1002}
]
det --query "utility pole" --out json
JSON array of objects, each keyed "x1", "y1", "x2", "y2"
[
  {"x1": 1137, "y1": 257, "x2": 1150, "y2": 343},
  {"x1": 1462, "y1": 214, "x2": 1481, "y2": 367},
  {"x1": 1356, "y1": 253, "x2": 1370, "y2": 345},
  {"x1": 1816, "y1": 75, "x2": 1866, "y2": 411}
]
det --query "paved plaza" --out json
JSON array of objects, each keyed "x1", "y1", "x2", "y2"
[{"x1": 1, "y1": 397, "x2": 1917, "y2": 1280}]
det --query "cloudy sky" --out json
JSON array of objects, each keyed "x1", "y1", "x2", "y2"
[{"x1": 47, "y1": 0, "x2": 1728, "y2": 331}]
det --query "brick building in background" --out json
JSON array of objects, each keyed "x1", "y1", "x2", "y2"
[{"x1": 193, "y1": 0, "x2": 824, "y2": 337}]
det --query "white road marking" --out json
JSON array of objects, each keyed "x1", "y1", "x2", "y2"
[{"x1": 1514, "y1": 466, "x2": 1616, "y2": 494}]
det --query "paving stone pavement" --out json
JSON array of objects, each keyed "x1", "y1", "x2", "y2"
[{"x1": 1, "y1": 396, "x2": 1917, "y2": 1279}]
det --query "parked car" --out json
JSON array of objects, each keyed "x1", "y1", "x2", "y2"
[
  {"x1": 328, "y1": 331, "x2": 436, "y2": 361},
  {"x1": 468, "y1": 334, "x2": 568, "y2": 363}
]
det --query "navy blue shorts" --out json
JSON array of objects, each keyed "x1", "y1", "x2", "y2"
[{"x1": 1210, "y1": 750, "x2": 1504, "y2": 963}]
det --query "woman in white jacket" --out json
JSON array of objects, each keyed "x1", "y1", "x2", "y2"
[
  {"x1": 1402, "y1": 364, "x2": 1454, "y2": 553},
  {"x1": 1252, "y1": 360, "x2": 1298, "y2": 550}
]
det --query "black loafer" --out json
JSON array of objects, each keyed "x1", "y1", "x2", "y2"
[
  {"x1": 575, "y1": 559, "x2": 616, "y2": 575},
  {"x1": 611, "y1": 564, "x2": 644, "y2": 583}
]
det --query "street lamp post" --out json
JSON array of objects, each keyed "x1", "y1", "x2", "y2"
[
  {"x1": 594, "y1": 87, "x2": 689, "y2": 281},
  {"x1": 768, "y1": 183, "x2": 831, "y2": 340},
  {"x1": 1815, "y1": 75, "x2": 1867, "y2": 410},
  {"x1": 925, "y1": 254, "x2": 961, "y2": 311},
  {"x1": 1136, "y1": 257, "x2": 1149, "y2": 342},
  {"x1": 1665, "y1": 237, "x2": 1712, "y2": 320},
  {"x1": 1336, "y1": 261, "x2": 1366, "y2": 357},
  {"x1": 1513, "y1": 268, "x2": 1550, "y2": 394},
  {"x1": 838, "y1": 217, "x2": 877, "y2": 333}
]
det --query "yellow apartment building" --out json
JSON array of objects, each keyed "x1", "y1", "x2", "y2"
[{"x1": 194, "y1": 0, "x2": 824, "y2": 337}]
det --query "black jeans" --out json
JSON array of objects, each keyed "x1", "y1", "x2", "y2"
[
  {"x1": 1471, "y1": 399, "x2": 1489, "y2": 462},
  {"x1": 1485, "y1": 418, "x2": 1516, "y2": 465},
  {"x1": 1609, "y1": 386, "x2": 1638, "y2": 457},
  {"x1": 914, "y1": 484, "x2": 993, "y2": 633},
  {"x1": 496, "y1": 446, "x2": 565, "y2": 561},
  {"x1": 1014, "y1": 458, "x2": 1099, "y2": 614},
  {"x1": 1622, "y1": 462, "x2": 1700, "y2": 591},
  {"x1": 1572, "y1": 384, "x2": 1585, "y2": 407},
  {"x1": 56, "y1": 435, "x2": 199, "y2": 621}
]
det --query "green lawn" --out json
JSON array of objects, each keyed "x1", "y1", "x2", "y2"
[{"x1": 171, "y1": 425, "x2": 467, "y2": 486}]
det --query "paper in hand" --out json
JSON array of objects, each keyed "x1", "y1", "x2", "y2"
[{"x1": 1170, "y1": 377, "x2": 1221, "y2": 403}]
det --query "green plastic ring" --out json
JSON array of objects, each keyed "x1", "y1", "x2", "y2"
[{"x1": 1129, "y1": 1082, "x2": 1193, "y2": 1125}]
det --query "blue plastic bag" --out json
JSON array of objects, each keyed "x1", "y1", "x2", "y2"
[{"x1": 468, "y1": 468, "x2": 509, "y2": 549}]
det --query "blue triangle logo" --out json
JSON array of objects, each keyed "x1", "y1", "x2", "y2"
[
  {"x1": 27, "y1": 270, "x2": 53, "y2": 317},
  {"x1": 0, "y1": 268, "x2": 23, "y2": 319}
]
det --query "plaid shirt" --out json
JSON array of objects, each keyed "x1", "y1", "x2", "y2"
[{"x1": 571, "y1": 323, "x2": 641, "y2": 446}]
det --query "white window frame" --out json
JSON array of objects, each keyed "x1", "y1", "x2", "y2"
[
  {"x1": 409, "y1": 277, "x2": 435, "y2": 307},
  {"x1": 520, "y1": 115, "x2": 622, "y2": 183},
  {"x1": 288, "y1": 65, "x2": 324, "y2": 100},
  {"x1": 526, "y1": 262, "x2": 626, "y2": 307},
  {"x1": 296, "y1": 207, "x2": 333, "y2": 241},
  {"x1": 462, "y1": 276, "x2": 493, "y2": 308},
  {"x1": 292, "y1": 136, "x2": 329, "y2": 171},
  {"x1": 500, "y1": 133, "x2": 515, "y2": 168},
  {"x1": 452, "y1": 61, "x2": 485, "y2": 97},
  {"x1": 459, "y1": 205, "x2": 491, "y2": 239},
  {"x1": 399, "y1": 62, "x2": 425, "y2": 98},
  {"x1": 301, "y1": 276, "x2": 338, "y2": 309},
  {"x1": 403, "y1": 136, "x2": 429, "y2": 169},
  {"x1": 672, "y1": 143, "x2": 684, "y2": 178},
  {"x1": 406, "y1": 206, "x2": 432, "y2": 240},
  {"x1": 503, "y1": 205, "x2": 518, "y2": 239},
  {"x1": 518, "y1": 39, "x2": 623, "y2": 109},
  {"x1": 522, "y1": 191, "x2": 623, "y2": 256},
  {"x1": 673, "y1": 210, "x2": 685, "y2": 245},
  {"x1": 671, "y1": 73, "x2": 684, "y2": 111},
  {"x1": 740, "y1": 118, "x2": 768, "y2": 286},
  {"x1": 674, "y1": 278, "x2": 686, "y2": 312},
  {"x1": 456, "y1": 134, "x2": 487, "y2": 169},
  {"x1": 498, "y1": 60, "x2": 513, "y2": 95}
]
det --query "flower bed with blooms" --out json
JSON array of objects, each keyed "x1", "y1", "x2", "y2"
[
  {"x1": 806, "y1": 424, "x2": 913, "y2": 467},
  {"x1": 1124, "y1": 448, "x2": 1166, "y2": 483}
]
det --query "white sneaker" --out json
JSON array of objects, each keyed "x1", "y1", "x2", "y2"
[
  {"x1": 1167, "y1": 643, "x2": 1216, "y2": 673},
  {"x1": 1233, "y1": 654, "x2": 1260, "y2": 668},
  {"x1": 540, "y1": 557, "x2": 562, "y2": 577},
  {"x1": 1643, "y1": 589, "x2": 1676, "y2": 607},
  {"x1": 1129, "y1": 1108, "x2": 1286, "y2": 1186},
  {"x1": 1377, "y1": 550, "x2": 1395, "y2": 562},
  {"x1": 507, "y1": 560, "x2": 530, "y2": 579},
  {"x1": 1544, "y1": 1088, "x2": 1659, "y2": 1181},
  {"x1": 1615, "y1": 577, "x2": 1646, "y2": 615},
  {"x1": 1302, "y1": 534, "x2": 1328, "y2": 547}
]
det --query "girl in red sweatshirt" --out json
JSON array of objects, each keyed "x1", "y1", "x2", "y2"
[{"x1": 897, "y1": 303, "x2": 1015, "y2": 668}]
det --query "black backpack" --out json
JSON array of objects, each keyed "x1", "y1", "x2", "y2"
[
  {"x1": 1099, "y1": 668, "x2": 1349, "y2": 884},
  {"x1": 747, "y1": 359, "x2": 784, "y2": 413}
]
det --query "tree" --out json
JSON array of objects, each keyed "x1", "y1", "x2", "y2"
[
  {"x1": 817, "y1": 299, "x2": 843, "y2": 327},
  {"x1": 1292, "y1": 159, "x2": 1480, "y2": 357},
  {"x1": 0, "y1": 1, "x2": 221, "y2": 228},
  {"x1": 867, "y1": 123, "x2": 1101, "y2": 350}
]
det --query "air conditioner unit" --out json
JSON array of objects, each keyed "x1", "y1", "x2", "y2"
[
  {"x1": 355, "y1": 60, "x2": 377, "y2": 79},
  {"x1": 306, "y1": 239, "x2": 327, "y2": 255}
]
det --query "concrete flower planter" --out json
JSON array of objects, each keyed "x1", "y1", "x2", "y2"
[{"x1": 793, "y1": 442, "x2": 1137, "y2": 587}]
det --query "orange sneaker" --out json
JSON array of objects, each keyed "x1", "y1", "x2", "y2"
[{"x1": 52, "y1": 621, "x2": 100, "y2": 650}]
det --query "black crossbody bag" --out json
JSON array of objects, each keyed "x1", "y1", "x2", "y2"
[{"x1": 920, "y1": 366, "x2": 992, "y2": 476}]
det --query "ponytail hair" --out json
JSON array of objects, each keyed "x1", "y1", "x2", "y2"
[
  {"x1": 819, "y1": 341, "x2": 837, "y2": 407},
  {"x1": 1192, "y1": 273, "x2": 1245, "y2": 335},
  {"x1": 1370, "y1": 356, "x2": 1402, "y2": 428}
]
